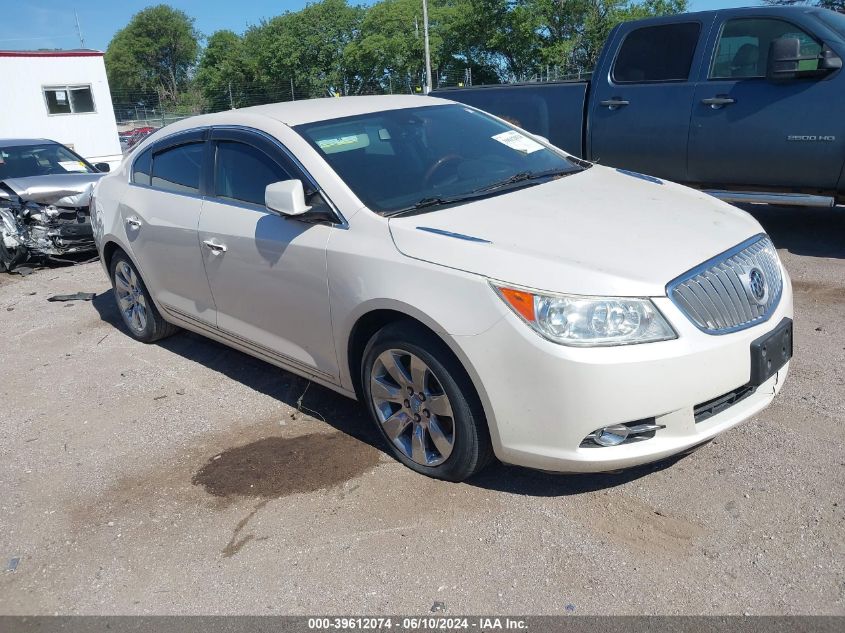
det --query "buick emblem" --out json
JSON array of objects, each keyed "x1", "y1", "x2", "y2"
[{"x1": 745, "y1": 267, "x2": 767, "y2": 305}]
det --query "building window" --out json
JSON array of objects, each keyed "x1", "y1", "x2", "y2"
[{"x1": 43, "y1": 85, "x2": 96, "y2": 115}]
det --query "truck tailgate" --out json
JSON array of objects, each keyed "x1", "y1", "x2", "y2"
[{"x1": 432, "y1": 82, "x2": 589, "y2": 157}]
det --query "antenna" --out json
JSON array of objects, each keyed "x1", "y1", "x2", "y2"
[{"x1": 74, "y1": 9, "x2": 85, "y2": 48}]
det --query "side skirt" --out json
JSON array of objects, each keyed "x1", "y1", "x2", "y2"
[{"x1": 159, "y1": 303, "x2": 357, "y2": 400}]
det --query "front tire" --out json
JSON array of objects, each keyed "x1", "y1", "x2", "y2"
[
  {"x1": 361, "y1": 321, "x2": 493, "y2": 481},
  {"x1": 109, "y1": 251, "x2": 178, "y2": 343}
]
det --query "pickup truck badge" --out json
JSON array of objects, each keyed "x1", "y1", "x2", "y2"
[{"x1": 786, "y1": 135, "x2": 835, "y2": 142}]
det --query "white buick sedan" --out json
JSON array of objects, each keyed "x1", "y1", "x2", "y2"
[{"x1": 91, "y1": 95, "x2": 793, "y2": 481}]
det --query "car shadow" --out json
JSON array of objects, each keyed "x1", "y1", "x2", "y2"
[
  {"x1": 91, "y1": 290, "x2": 672, "y2": 497},
  {"x1": 739, "y1": 203, "x2": 845, "y2": 259}
]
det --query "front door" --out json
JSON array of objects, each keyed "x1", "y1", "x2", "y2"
[
  {"x1": 197, "y1": 129, "x2": 338, "y2": 379},
  {"x1": 589, "y1": 20, "x2": 708, "y2": 182},
  {"x1": 688, "y1": 16, "x2": 845, "y2": 189}
]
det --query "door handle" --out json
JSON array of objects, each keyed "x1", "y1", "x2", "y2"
[
  {"x1": 125, "y1": 216, "x2": 141, "y2": 229},
  {"x1": 599, "y1": 98, "x2": 630, "y2": 109},
  {"x1": 702, "y1": 96, "x2": 736, "y2": 108},
  {"x1": 202, "y1": 239, "x2": 227, "y2": 254}
]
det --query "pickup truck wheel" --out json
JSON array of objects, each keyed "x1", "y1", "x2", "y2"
[
  {"x1": 361, "y1": 321, "x2": 494, "y2": 481},
  {"x1": 109, "y1": 252, "x2": 178, "y2": 343}
]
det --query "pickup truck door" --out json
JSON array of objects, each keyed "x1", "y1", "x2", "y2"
[
  {"x1": 588, "y1": 18, "x2": 713, "y2": 182},
  {"x1": 688, "y1": 14, "x2": 845, "y2": 189},
  {"x1": 197, "y1": 128, "x2": 338, "y2": 380}
]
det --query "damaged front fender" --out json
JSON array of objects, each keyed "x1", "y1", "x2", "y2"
[{"x1": 0, "y1": 173, "x2": 102, "y2": 271}]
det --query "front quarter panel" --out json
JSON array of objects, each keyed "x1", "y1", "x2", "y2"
[{"x1": 327, "y1": 208, "x2": 509, "y2": 394}]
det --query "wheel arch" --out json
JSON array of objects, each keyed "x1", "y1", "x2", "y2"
[{"x1": 344, "y1": 306, "x2": 498, "y2": 450}]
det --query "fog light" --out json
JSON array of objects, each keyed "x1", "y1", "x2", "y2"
[{"x1": 593, "y1": 424, "x2": 630, "y2": 446}]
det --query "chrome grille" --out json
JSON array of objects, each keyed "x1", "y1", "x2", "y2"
[{"x1": 667, "y1": 235, "x2": 783, "y2": 334}]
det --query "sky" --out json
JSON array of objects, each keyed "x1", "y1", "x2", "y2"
[{"x1": 5, "y1": 0, "x2": 762, "y2": 53}]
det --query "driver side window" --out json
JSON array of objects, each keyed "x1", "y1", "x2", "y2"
[
  {"x1": 214, "y1": 141, "x2": 292, "y2": 206},
  {"x1": 711, "y1": 18, "x2": 822, "y2": 79}
]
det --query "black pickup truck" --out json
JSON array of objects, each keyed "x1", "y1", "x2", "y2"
[{"x1": 434, "y1": 6, "x2": 845, "y2": 207}]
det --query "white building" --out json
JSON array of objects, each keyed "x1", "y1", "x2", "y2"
[{"x1": 0, "y1": 50, "x2": 122, "y2": 168}]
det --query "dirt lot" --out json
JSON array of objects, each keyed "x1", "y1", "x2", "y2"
[{"x1": 0, "y1": 205, "x2": 843, "y2": 615}]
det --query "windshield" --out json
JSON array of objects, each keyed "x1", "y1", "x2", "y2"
[
  {"x1": 0, "y1": 143, "x2": 96, "y2": 179},
  {"x1": 814, "y1": 9, "x2": 845, "y2": 39},
  {"x1": 295, "y1": 104, "x2": 585, "y2": 214}
]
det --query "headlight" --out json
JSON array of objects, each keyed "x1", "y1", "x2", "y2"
[{"x1": 492, "y1": 283, "x2": 676, "y2": 346}]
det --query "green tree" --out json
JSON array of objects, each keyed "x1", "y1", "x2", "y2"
[
  {"x1": 344, "y1": 0, "x2": 443, "y2": 93},
  {"x1": 195, "y1": 30, "x2": 249, "y2": 109},
  {"x1": 247, "y1": 0, "x2": 364, "y2": 99},
  {"x1": 105, "y1": 4, "x2": 200, "y2": 102},
  {"x1": 764, "y1": 0, "x2": 844, "y2": 12},
  {"x1": 524, "y1": 0, "x2": 687, "y2": 78}
]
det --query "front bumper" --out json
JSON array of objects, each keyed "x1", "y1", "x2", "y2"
[{"x1": 454, "y1": 272, "x2": 793, "y2": 473}]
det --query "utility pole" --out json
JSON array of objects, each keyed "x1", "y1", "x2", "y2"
[
  {"x1": 290, "y1": 78, "x2": 295, "y2": 101},
  {"x1": 422, "y1": 0, "x2": 432, "y2": 94},
  {"x1": 228, "y1": 81, "x2": 234, "y2": 109},
  {"x1": 74, "y1": 9, "x2": 85, "y2": 48}
]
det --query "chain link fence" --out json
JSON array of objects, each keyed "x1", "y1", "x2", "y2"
[{"x1": 112, "y1": 66, "x2": 593, "y2": 144}]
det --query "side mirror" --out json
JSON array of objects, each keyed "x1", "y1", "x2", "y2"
[
  {"x1": 767, "y1": 37, "x2": 801, "y2": 80},
  {"x1": 94, "y1": 162, "x2": 111, "y2": 173},
  {"x1": 265, "y1": 179, "x2": 311, "y2": 216},
  {"x1": 767, "y1": 37, "x2": 842, "y2": 81}
]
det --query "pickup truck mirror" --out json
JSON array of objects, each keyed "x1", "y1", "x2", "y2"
[{"x1": 767, "y1": 37, "x2": 842, "y2": 81}]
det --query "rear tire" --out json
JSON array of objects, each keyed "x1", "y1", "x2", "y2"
[
  {"x1": 361, "y1": 321, "x2": 494, "y2": 481},
  {"x1": 109, "y1": 251, "x2": 178, "y2": 343}
]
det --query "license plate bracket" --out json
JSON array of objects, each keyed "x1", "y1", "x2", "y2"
[{"x1": 749, "y1": 317, "x2": 793, "y2": 387}]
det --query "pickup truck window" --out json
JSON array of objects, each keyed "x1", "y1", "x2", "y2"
[
  {"x1": 613, "y1": 22, "x2": 701, "y2": 83},
  {"x1": 710, "y1": 18, "x2": 822, "y2": 79}
]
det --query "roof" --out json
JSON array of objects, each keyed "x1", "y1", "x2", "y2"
[
  {"x1": 0, "y1": 50, "x2": 104, "y2": 58},
  {"x1": 233, "y1": 95, "x2": 451, "y2": 126},
  {"x1": 0, "y1": 138, "x2": 55, "y2": 148}
]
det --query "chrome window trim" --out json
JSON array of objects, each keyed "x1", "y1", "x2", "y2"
[
  {"x1": 666, "y1": 232, "x2": 783, "y2": 335},
  {"x1": 127, "y1": 124, "x2": 347, "y2": 227},
  {"x1": 128, "y1": 128, "x2": 208, "y2": 193}
]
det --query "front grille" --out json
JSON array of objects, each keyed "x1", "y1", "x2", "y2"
[
  {"x1": 667, "y1": 235, "x2": 783, "y2": 334},
  {"x1": 694, "y1": 384, "x2": 756, "y2": 423}
]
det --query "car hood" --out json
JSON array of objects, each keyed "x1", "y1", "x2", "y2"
[
  {"x1": 387, "y1": 166, "x2": 764, "y2": 297},
  {"x1": 0, "y1": 173, "x2": 103, "y2": 207}
]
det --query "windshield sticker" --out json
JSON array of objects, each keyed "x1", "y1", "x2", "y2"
[
  {"x1": 492, "y1": 131, "x2": 543, "y2": 155},
  {"x1": 316, "y1": 133, "x2": 370, "y2": 154},
  {"x1": 58, "y1": 160, "x2": 88, "y2": 172}
]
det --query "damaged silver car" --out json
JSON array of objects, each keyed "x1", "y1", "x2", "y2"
[{"x1": 0, "y1": 139, "x2": 110, "y2": 272}]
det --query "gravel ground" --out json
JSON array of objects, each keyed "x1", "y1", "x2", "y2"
[{"x1": 0, "y1": 205, "x2": 842, "y2": 616}]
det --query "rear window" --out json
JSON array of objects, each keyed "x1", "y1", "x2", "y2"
[
  {"x1": 132, "y1": 148, "x2": 152, "y2": 186},
  {"x1": 613, "y1": 22, "x2": 701, "y2": 83},
  {"x1": 151, "y1": 143, "x2": 203, "y2": 195}
]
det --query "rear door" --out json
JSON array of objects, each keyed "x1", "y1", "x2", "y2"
[
  {"x1": 687, "y1": 14, "x2": 845, "y2": 189},
  {"x1": 588, "y1": 18, "x2": 713, "y2": 181},
  {"x1": 123, "y1": 130, "x2": 216, "y2": 325}
]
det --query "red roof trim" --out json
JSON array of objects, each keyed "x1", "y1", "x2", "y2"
[{"x1": 0, "y1": 50, "x2": 103, "y2": 58}]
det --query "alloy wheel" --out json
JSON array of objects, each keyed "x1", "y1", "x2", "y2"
[
  {"x1": 370, "y1": 349, "x2": 456, "y2": 466},
  {"x1": 114, "y1": 260, "x2": 148, "y2": 334}
]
